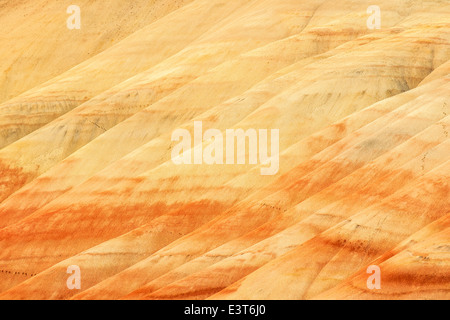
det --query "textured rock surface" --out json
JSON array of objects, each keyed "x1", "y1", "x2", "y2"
[{"x1": 0, "y1": 0, "x2": 448, "y2": 300}]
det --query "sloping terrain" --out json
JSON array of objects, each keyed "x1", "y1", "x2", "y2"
[{"x1": 0, "y1": 0, "x2": 448, "y2": 300}]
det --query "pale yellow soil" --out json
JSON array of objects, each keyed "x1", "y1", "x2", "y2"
[{"x1": 0, "y1": 0, "x2": 448, "y2": 300}]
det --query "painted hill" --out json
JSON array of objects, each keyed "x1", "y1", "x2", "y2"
[{"x1": 0, "y1": 0, "x2": 448, "y2": 300}]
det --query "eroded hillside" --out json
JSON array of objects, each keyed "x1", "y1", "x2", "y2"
[{"x1": 0, "y1": 0, "x2": 448, "y2": 300}]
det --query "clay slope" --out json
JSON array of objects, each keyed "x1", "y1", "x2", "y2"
[
  {"x1": 0, "y1": 0, "x2": 448, "y2": 300},
  {"x1": 0, "y1": 0, "x2": 194, "y2": 103}
]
